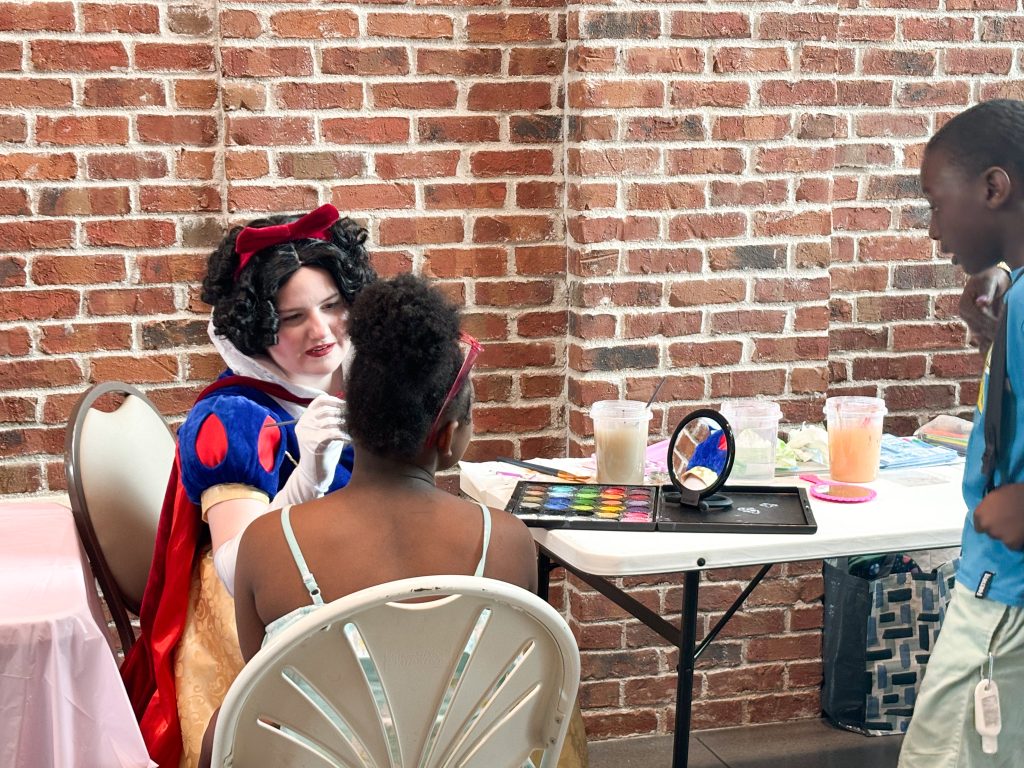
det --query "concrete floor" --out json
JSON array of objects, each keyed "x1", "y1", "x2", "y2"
[{"x1": 589, "y1": 718, "x2": 903, "y2": 768}]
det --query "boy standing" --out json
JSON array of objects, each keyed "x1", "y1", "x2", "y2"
[{"x1": 900, "y1": 99, "x2": 1024, "y2": 767}]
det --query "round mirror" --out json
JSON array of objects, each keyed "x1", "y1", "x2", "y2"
[{"x1": 666, "y1": 409, "x2": 736, "y2": 510}]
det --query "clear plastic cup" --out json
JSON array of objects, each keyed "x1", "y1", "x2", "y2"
[
  {"x1": 590, "y1": 400, "x2": 653, "y2": 484},
  {"x1": 824, "y1": 396, "x2": 887, "y2": 483},
  {"x1": 720, "y1": 400, "x2": 782, "y2": 481}
]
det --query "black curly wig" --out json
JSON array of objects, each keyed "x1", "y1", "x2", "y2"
[
  {"x1": 202, "y1": 214, "x2": 377, "y2": 356},
  {"x1": 346, "y1": 274, "x2": 472, "y2": 460}
]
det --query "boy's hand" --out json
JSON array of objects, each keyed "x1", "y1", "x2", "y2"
[
  {"x1": 961, "y1": 267, "x2": 1010, "y2": 354},
  {"x1": 974, "y1": 483, "x2": 1024, "y2": 550}
]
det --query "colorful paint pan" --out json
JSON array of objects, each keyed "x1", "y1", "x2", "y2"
[{"x1": 505, "y1": 482, "x2": 659, "y2": 531}]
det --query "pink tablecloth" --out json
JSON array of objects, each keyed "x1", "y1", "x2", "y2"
[{"x1": 0, "y1": 502, "x2": 154, "y2": 768}]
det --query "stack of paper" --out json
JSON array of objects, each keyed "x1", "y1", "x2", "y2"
[{"x1": 878, "y1": 434, "x2": 960, "y2": 470}]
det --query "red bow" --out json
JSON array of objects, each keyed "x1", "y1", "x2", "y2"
[{"x1": 233, "y1": 204, "x2": 340, "y2": 279}]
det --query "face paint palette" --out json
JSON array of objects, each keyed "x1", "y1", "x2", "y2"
[{"x1": 505, "y1": 482, "x2": 659, "y2": 530}]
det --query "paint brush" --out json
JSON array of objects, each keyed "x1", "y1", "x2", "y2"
[
  {"x1": 496, "y1": 457, "x2": 589, "y2": 483},
  {"x1": 644, "y1": 374, "x2": 668, "y2": 410},
  {"x1": 262, "y1": 418, "x2": 298, "y2": 429}
]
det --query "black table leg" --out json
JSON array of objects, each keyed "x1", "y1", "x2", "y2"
[{"x1": 673, "y1": 570, "x2": 700, "y2": 768}]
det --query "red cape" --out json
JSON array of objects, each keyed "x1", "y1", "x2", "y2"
[{"x1": 121, "y1": 376, "x2": 312, "y2": 767}]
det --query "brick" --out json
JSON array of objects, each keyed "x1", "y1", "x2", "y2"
[
  {"x1": 368, "y1": 13, "x2": 454, "y2": 40},
  {"x1": 671, "y1": 11, "x2": 750, "y2": 39},
  {"x1": 220, "y1": 10, "x2": 261, "y2": 39},
  {"x1": 84, "y1": 219, "x2": 175, "y2": 248},
  {"x1": 31, "y1": 41, "x2": 128, "y2": 71},
  {"x1": 906, "y1": 16, "x2": 975, "y2": 41},
  {"x1": 626, "y1": 115, "x2": 705, "y2": 142},
  {"x1": 669, "y1": 340, "x2": 743, "y2": 367},
  {"x1": 417, "y1": 48, "x2": 500, "y2": 76},
  {"x1": 626, "y1": 47, "x2": 703, "y2": 74},
  {"x1": 270, "y1": 10, "x2": 358, "y2": 38},
  {"x1": 710, "y1": 309, "x2": 787, "y2": 334},
  {"x1": 140, "y1": 185, "x2": 219, "y2": 213},
  {"x1": 135, "y1": 44, "x2": 215, "y2": 72},
  {"x1": 471, "y1": 150, "x2": 553, "y2": 177},
  {"x1": 222, "y1": 47, "x2": 314, "y2": 78},
  {"x1": 138, "y1": 115, "x2": 217, "y2": 146},
  {"x1": 40, "y1": 322, "x2": 133, "y2": 354},
  {"x1": 568, "y1": 80, "x2": 664, "y2": 109},
  {"x1": 476, "y1": 281, "x2": 554, "y2": 307},
  {"x1": 714, "y1": 46, "x2": 790, "y2": 73},
  {"x1": 376, "y1": 151, "x2": 458, "y2": 179},
  {"x1": 839, "y1": 14, "x2": 896, "y2": 41},
  {"x1": 38, "y1": 187, "x2": 130, "y2": 216},
  {"x1": 82, "y1": 78, "x2": 164, "y2": 108},
  {"x1": 468, "y1": 82, "x2": 552, "y2": 112},
  {"x1": 373, "y1": 81, "x2": 457, "y2": 109},
  {"x1": 323, "y1": 117, "x2": 409, "y2": 144},
  {"x1": 759, "y1": 79, "x2": 837, "y2": 106},
  {"x1": 0, "y1": 78, "x2": 73, "y2": 108},
  {"x1": 332, "y1": 183, "x2": 416, "y2": 210},
  {"x1": 82, "y1": 3, "x2": 158, "y2": 33},
  {"x1": 568, "y1": 215, "x2": 659, "y2": 244},
  {"x1": 32, "y1": 254, "x2": 125, "y2": 285},
  {"x1": 0, "y1": 220, "x2": 74, "y2": 252},
  {"x1": 0, "y1": 2, "x2": 74, "y2": 31},
  {"x1": 516, "y1": 245, "x2": 566, "y2": 275},
  {"x1": 424, "y1": 183, "x2": 506, "y2": 210},
  {"x1": 474, "y1": 215, "x2": 554, "y2": 243},
  {"x1": 228, "y1": 186, "x2": 318, "y2": 213},
  {"x1": 582, "y1": 11, "x2": 660, "y2": 39},
  {"x1": 168, "y1": 5, "x2": 213, "y2": 36},
  {"x1": 668, "y1": 212, "x2": 747, "y2": 241},
  {"x1": 863, "y1": 48, "x2": 935, "y2": 75},
  {"x1": 37, "y1": 116, "x2": 129, "y2": 146},
  {"x1": 277, "y1": 152, "x2": 363, "y2": 180},
  {"x1": 378, "y1": 217, "x2": 463, "y2": 245},
  {"x1": 668, "y1": 148, "x2": 745, "y2": 175},
  {"x1": 0, "y1": 153, "x2": 78, "y2": 181},
  {"x1": 467, "y1": 13, "x2": 550, "y2": 42},
  {"x1": 0, "y1": 42, "x2": 18, "y2": 72},
  {"x1": 800, "y1": 45, "x2": 855, "y2": 74},
  {"x1": 424, "y1": 247, "x2": 506, "y2": 277},
  {"x1": 87, "y1": 287, "x2": 175, "y2": 315},
  {"x1": 87, "y1": 152, "x2": 166, "y2": 180},
  {"x1": 516, "y1": 181, "x2": 560, "y2": 208},
  {"x1": 509, "y1": 47, "x2": 564, "y2": 76},
  {"x1": 228, "y1": 117, "x2": 312, "y2": 146},
  {"x1": 175, "y1": 80, "x2": 218, "y2": 110},
  {"x1": 569, "y1": 148, "x2": 659, "y2": 176},
  {"x1": 324, "y1": 47, "x2": 410, "y2": 76}
]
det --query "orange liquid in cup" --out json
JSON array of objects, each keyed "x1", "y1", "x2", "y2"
[{"x1": 828, "y1": 423, "x2": 883, "y2": 483}]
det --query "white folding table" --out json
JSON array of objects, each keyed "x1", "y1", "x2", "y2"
[{"x1": 461, "y1": 460, "x2": 967, "y2": 768}]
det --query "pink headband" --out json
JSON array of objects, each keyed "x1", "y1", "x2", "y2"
[{"x1": 233, "y1": 204, "x2": 340, "y2": 280}]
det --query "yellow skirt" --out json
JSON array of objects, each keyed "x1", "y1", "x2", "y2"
[{"x1": 173, "y1": 550, "x2": 244, "y2": 768}]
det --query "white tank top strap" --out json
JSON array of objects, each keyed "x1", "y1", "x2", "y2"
[
  {"x1": 474, "y1": 502, "x2": 492, "y2": 577},
  {"x1": 280, "y1": 505, "x2": 325, "y2": 606}
]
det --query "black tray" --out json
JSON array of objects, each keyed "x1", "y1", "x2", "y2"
[
  {"x1": 505, "y1": 481, "x2": 659, "y2": 531},
  {"x1": 656, "y1": 484, "x2": 817, "y2": 534}
]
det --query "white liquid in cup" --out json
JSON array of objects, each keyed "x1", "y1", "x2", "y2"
[{"x1": 591, "y1": 400, "x2": 652, "y2": 485}]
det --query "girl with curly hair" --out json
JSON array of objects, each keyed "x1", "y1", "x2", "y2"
[{"x1": 121, "y1": 204, "x2": 376, "y2": 768}]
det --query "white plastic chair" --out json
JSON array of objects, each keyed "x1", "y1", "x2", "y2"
[
  {"x1": 210, "y1": 575, "x2": 581, "y2": 768},
  {"x1": 64, "y1": 380, "x2": 175, "y2": 651}
]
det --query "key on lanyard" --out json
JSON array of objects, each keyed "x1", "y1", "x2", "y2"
[{"x1": 975, "y1": 653, "x2": 1001, "y2": 755}]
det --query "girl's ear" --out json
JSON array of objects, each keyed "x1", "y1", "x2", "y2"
[{"x1": 435, "y1": 419, "x2": 460, "y2": 459}]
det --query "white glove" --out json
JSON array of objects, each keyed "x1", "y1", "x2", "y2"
[{"x1": 271, "y1": 394, "x2": 350, "y2": 508}]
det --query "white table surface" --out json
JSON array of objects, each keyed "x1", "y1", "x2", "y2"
[
  {"x1": 0, "y1": 502, "x2": 154, "y2": 768},
  {"x1": 460, "y1": 460, "x2": 967, "y2": 577}
]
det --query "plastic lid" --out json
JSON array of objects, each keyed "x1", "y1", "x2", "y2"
[
  {"x1": 823, "y1": 395, "x2": 887, "y2": 416},
  {"x1": 590, "y1": 399, "x2": 653, "y2": 421},
  {"x1": 720, "y1": 399, "x2": 782, "y2": 419}
]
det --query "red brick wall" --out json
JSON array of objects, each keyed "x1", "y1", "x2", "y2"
[{"x1": 2, "y1": 0, "x2": 1015, "y2": 742}]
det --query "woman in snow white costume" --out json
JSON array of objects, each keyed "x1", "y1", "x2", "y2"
[{"x1": 120, "y1": 204, "x2": 376, "y2": 768}]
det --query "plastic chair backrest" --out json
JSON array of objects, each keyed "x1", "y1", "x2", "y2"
[
  {"x1": 64, "y1": 381, "x2": 175, "y2": 651},
  {"x1": 211, "y1": 575, "x2": 581, "y2": 768}
]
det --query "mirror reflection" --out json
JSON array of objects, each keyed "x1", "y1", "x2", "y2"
[{"x1": 671, "y1": 416, "x2": 729, "y2": 492}]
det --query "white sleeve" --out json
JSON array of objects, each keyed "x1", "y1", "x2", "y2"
[{"x1": 212, "y1": 533, "x2": 243, "y2": 597}]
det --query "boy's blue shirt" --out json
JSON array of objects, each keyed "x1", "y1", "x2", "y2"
[{"x1": 960, "y1": 266, "x2": 1024, "y2": 606}]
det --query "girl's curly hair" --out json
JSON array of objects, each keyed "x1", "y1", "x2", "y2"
[
  {"x1": 202, "y1": 214, "x2": 377, "y2": 356},
  {"x1": 346, "y1": 274, "x2": 471, "y2": 460}
]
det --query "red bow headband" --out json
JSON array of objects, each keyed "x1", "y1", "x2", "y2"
[{"x1": 233, "y1": 204, "x2": 340, "y2": 280}]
